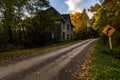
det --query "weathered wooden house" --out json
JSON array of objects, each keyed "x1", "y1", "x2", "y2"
[{"x1": 47, "y1": 6, "x2": 73, "y2": 42}]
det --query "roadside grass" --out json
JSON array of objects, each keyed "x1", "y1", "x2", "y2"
[
  {"x1": 90, "y1": 41, "x2": 120, "y2": 80},
  {"x1": 0, "y1": 40, "x2": 80, "y2": 63}
]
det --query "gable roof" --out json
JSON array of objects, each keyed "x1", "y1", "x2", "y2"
[
  {"x1": 62, "y1": 14, "x2": 74, "y2": 27},
  {"x1": 61, "y1": 14, "x2": 70, "y2": 23},
  {"x1": 46, "y1": 6, "x2": 67, "y2": 23}
]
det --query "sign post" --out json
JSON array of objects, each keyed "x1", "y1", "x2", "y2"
[
  {"x1": 102, "y1": 25, "x2": 116, "y2": 50},
  {"x1": 109, "y1": 36, "x2": 112, "y2": 50}
]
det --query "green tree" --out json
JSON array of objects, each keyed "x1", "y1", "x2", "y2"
[
  {"x1": 0, "y1": 0, "x2": 49, "y2": 51},
  {"x1": 91, "y1": 0, "x2": 120, "y2": 46}
]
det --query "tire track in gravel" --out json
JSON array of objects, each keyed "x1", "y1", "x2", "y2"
[
  {"x1": 0, "y1": 39, "x2": 97, "y2": 80},
  {"x1": 19, "y1": 39, "x2": 97, "y2": 80},
  {"x1": 54, "y1": 39, "x2": 97, "y2": 80}
]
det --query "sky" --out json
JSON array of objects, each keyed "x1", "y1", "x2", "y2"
[{"x1": 49, "y1": 0, "x2": 99, "y2": 18}]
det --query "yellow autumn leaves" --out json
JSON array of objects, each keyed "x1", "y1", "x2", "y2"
[
  {"x1": 70, "y1": 11, "x2": 88, "y2": 32},
  {"x1": 70, "y1": 10, "x2": 89, "y2": 39}
]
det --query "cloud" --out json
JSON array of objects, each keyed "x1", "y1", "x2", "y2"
[
  {"x1": 65, "y1": 0, "x2": 92, "y2": 18},
  {"x1": 65, "y1": 0, "x2": 83, "y2": 13},
  {"x1": 65, "y1": 0, "x2": 99, "y2": 18}
]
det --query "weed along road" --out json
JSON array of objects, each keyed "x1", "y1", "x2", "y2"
[{"x1": 0, "y1": 39, "x2": 97, "y2": 80}]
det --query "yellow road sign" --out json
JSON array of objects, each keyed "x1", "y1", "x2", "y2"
[{"x1": 102, "y1": 25, "x2": 116, "y2": 36}]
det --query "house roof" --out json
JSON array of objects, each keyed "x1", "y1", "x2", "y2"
[
  {"x1": 62, "y1": 14, "x2": 74, "y2": 28},
  {"x1": 46, "y1": 6, "x2": 67, "y2": 23},
  {"x1": 46, "y1": 6, "x2": 73, "y2": 27},
  {"x1": 61, "y1": 14, "x2": 71, "y2": 23}
]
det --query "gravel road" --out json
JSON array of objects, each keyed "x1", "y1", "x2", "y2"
[{"x1": 0, "y1": 39, "x2": 97, "y2": 80}]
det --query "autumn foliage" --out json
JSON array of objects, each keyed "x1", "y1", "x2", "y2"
[
  {"x1": 70, "y1": 9, "x2": 89, "y2": 39},
  {"x1": 90, "y1": 0, "x2": 120, "y2": 47}
]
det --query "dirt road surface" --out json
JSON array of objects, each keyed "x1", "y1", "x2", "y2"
[{"x1": 0, "y1": 39, "x2": 97, "y2": 80}]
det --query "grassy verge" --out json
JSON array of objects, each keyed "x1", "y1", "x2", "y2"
[
  {"x1": 0, "y1": 40, "x2": 80, "y2": 63},
  {"x1": 76, "y1": 40, "x2": 120, "y2": 80},
  {"x1": 90, "y1": 41, "x2": 120, "y2": 80}
]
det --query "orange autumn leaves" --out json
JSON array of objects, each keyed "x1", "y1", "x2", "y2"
[
  {"x1": 70, "y1": 10, "x2": 88, "y2": 39},
  {"x1": 70, "y1": 12, "x2": 88, "y2": 32},
  {"x1": 70, "y1": 12, "x2": 82, "y2": 33}
]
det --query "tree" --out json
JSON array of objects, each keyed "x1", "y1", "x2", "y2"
[
  {"x1": 89, "y1": 3, "x2": 101, "y2": 13},
  {"x1": 70, "y1": 9, "x2": 89, "y2": 39},
  {"x1": 0, "y1": 0, "x2": 50, "y2": 51},
  {"x1": 90, "y1": 0, "x2": 120, "y2": 46}
]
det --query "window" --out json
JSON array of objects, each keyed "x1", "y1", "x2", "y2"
[
  {"x1": 67, "y1": 24, "x2": 69, "y2": 30},
  {"x1": 67, "y1": 34, "x2": 69, "y2": 40},
  {"x1": 63, "y1": 22, "x2": 65, "y2": 29},
  {"x1": 63, "y1": 32, "x2": 65, "y2": 40}
]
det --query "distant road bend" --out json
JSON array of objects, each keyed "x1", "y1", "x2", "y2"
[{"x1": 0, "y1": 39, "x2": 97, "y2": 80}]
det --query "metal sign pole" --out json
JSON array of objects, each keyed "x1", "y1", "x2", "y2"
[{"x1": 109, "y1": 36, "x2": 112, "y2": 50}]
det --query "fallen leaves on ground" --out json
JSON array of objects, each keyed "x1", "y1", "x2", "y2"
[{"x1": 72, "y1": 47, "x2": 94, "y2": 80}]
